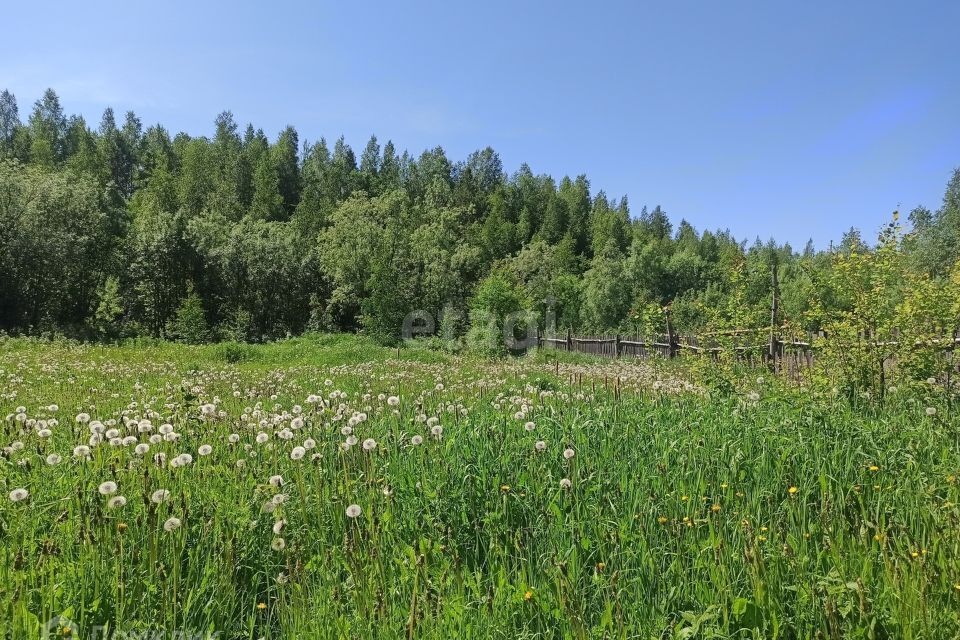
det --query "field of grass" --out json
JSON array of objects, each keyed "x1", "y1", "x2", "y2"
[{"x1": 1, "y1": 334, "x2": 959, "y2": 638}]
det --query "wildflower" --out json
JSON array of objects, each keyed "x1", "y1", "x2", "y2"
[
  {"x1": 346, "y1": 504, "x2": 362, "y2": 518},
  {"x1": 73, "y1": 445, "x2": 91, "y2": 458},
  {"x1": 711, "y1": 504, "x2": 721, "y2": 513},
  {"x1": 271, "y1": 537, "x2": 286, "y2": 551},
  {"x1": 76, "y1": 413, "x2": 91, "y2": 424},
  {"x1": 534, "y1": 440, "x2": 546, "y2": 452},
  {"x1": 198, "y1": 445, "x2": 212, "y2": 456},
  {"x1": 926, "y1": 407, "x2": 937, "y2": 416},
  {"x1": 563, "y1": 448, "x2": 575, "y2": 460},
  {"x1": 524, "y1": 421, "x2": 535, "y2": 431},
  {"x1": 657, "y1": 516, "x2": 668, "y2": 525},
  {"x1": 163, "y1": 517, "x2": 182, "y2": 532},
  {"x1": 9, "y1": 488, "x2": 29, "y2": 502},
  {"x1": 362, "y1": 438, "x2": 377, "y2": 451},
  {"x1": 269, "y1": 475, "x2": 284, "y2": 487},
  {"x1": 387, "y1": 396, "x2": 400, "y2": 407},
  {"x1": 523, "y1": 590, "x2": 533, "y2": 601},
  {"x1": 257, "y1": 602, "x2": 267, "y2": 611},
  {"x1": 788, "y1": 486, "x2": 798, "y2": 495},
  {"x1": 117, "y1": 522, "x2": 128, "y2": 532},
  {"x1": 410, "y1": 435, "x2": 423, "y2": 446},
  {"x1": 46, "y1": 453, "x2": 61, "y2": 465},
  {"x1": 256, "y1": 432, "x2": 269, "y2": 444},
  {"x1": 98, "y1": 481, "x2": 118, "y2": 496},
  {"x1": 596, "y1": 562, "x2": 605, "y2": 571},
  {"x1": 108, "y1": 496, "x2": 127, "y2": 509},
  {"x1": 431, "y1": 425, "x2": 443, "y2": 438},
  {"x1": 290, "y1": 446, "x2": 306, "y2": 460},
  {"x1": 500, "y1": 484, "x2": 511, "y2": 493},
  {"x1": 200, "y1": 403, "x2": 216, "y2": 417},
  {"x1": 151, "y1": 489, "x2": 170, "y2": 504},
  {"x1": 869, "y1": 465, "x2": 879, "y2": 472},
  {"x1": 273, "y1": 519, "x2": 286, "y2": 534},
  {"x1": 560, "y1": 478, "x2": 572, "y2": 489}
]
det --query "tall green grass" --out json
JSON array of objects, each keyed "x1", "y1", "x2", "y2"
[{"x1": 0, "y1": 337, "x2": 957, "y2": 638}]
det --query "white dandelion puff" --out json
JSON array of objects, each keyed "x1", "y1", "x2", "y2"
[{"x1": 98, "y1": 481, "x2": 118, "y2": 496}]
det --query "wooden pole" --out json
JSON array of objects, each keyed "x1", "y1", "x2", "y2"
[
  {"x1": 665, "y1": 308, "x2": 677, "y2": 359},
  {"x1": 768, "y1": 263, "x2": 780, "y2": 371}
]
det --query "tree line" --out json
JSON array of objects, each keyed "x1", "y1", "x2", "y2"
[{"x1": 1, "y1": 88, "x2": 959, "y2": 359}]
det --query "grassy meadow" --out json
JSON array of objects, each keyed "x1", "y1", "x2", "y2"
[{"x1": 1, "y1": 335, "x2": 959, "y2": 638}]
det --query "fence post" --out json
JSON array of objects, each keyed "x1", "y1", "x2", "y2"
[
  {"x1": 566, "y1": 327, "x2": 573, "y2": 352},
  {"x1": 665, "y1": 308, "x2": 677, "y2": 359},
  {"x1": 768, "y1": 263, "x2": 780, "y2": 371},
  {"x1": 614, "y1": 334, "x2": 621, "y2": 358}
]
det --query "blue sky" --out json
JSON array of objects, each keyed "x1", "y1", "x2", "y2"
[{"x1": 3, "y1": 0, "x2": 959, "y2": 248}]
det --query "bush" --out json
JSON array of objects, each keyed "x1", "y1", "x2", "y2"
[{"x1": 171, "y1": 290, "x2": 209, "y2": 345}]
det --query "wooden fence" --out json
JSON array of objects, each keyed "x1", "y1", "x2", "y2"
[
  {"x1": 539, "y1": 327, "x2": 960, "y2": 379},
  {"x1": 539, "y1": 327, "x2": 816, "y2": 371}
]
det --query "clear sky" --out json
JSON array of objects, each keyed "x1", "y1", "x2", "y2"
[{"x1": 3, "y1": 0, "x2": 958, "y2": 248}]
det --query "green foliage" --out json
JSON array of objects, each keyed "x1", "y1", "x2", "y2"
[
  {"x1": 171, "y1": 289, "x2": 210, "y2": 344},
  {"x1": 92, "y1": 276, "x2": 125, "y2": 339},
  {"x1": 1, "y1": 85, "x2": 960, "y2": 368},
  {"x1": 466, "y1": 271, "x2": 529, "y2": 354}
]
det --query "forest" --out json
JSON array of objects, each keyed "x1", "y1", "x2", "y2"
[{"x1": 2, "y1": 88, "x2": 959, "y2": 350}]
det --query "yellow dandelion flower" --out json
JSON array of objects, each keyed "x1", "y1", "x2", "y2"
[
  {"x1": 596, "y1": 562, "x2": 605, "y2": 572},
  {"x1": 257, "y1": 602, "x2": 267, "y2": 611},
  {"x1": 710, "y1": 504, "x2": 721, "y2": 513},
  {"x1": 657, "y1": 516, "x2": 668, "y2": 525},
  {"x1": 788, "y1": 486, "x2": 798, "y2": 495},
  {"x1": 500, "y1": 484, "x2": 510, "y2": 493},
  {"x1": 524, "y1": 590, "x2": 533, "y2": 601},
  {"x1": 869, "y1": 465, "x2": 879, "y2": 472}
]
